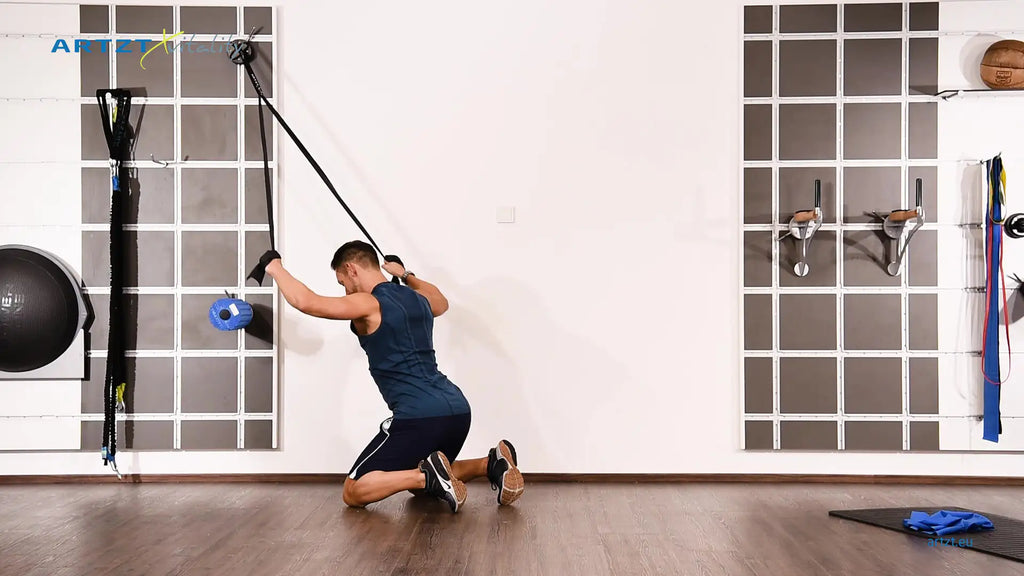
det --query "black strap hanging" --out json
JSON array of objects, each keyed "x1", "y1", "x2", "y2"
[
  {"x1": 227, "y1": 37, "x2": 402, "y2": 284},
  {"x1": 96, "y1": 88, "x2": 132, "y2": 478}
]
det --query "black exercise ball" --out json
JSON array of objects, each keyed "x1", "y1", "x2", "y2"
[{"x1": 0, "y1": 247, "x2": 83, "y2": 372}]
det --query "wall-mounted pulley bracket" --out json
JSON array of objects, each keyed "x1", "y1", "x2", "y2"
[
  {"x1": 873, "y1": 178, "x2": 925, "y2": 276},
  {"x1": 779, "y1": 179, "x2": 823, "y2": 277},
  {"x1": 1005, "y1": 213, "x2": 1024, "y2": 239}
]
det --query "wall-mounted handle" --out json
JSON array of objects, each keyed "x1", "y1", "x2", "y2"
[
  {"x1": 814, "y1": 179, "x2": 821, "y2": 209},
  {"x1": 879, "y1": 179, "x2": 926, "y2": 276},
  {"x1": 888, "y1": 210, "x2": 920, "y2": 222}
]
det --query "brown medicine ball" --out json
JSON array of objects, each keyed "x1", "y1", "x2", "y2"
[{"x1": 981, "y1": 40, "x2": 1024, "y2": 89}]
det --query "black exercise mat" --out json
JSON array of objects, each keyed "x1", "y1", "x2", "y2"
[{"x1": 828, "y1": 506, "x2": 1024, "y2": 563}]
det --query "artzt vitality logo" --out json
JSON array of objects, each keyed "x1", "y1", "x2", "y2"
[{"x1": 50, "y1": 29, "x2": 239, "y2": 69}]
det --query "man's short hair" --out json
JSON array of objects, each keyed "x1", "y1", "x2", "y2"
[{"x1": 331, "y1": 240, "x2": 379, "y2": 270}]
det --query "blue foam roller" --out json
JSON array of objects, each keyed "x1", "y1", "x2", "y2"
[{"x1": 209, "y1": 298, "x2": 254, "y2": 331}]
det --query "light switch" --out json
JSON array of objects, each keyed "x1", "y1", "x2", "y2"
[{"x1": 496, "y1": 206, "x2": 515, "y2": 223}]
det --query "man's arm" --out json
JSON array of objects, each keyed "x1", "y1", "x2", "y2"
[
  {"x1": 265, "y1": 260, "x2": 376, "y2": 320},
  {"x1": 381, "y1": 260, "x2": 449, "y2": 317},
  {"x1": 405, "y1": 274, "x2": 449, "y2": 317}
]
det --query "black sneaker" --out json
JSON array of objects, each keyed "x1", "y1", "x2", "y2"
[
  {"x1": 486, "y1": 439, "x2": 524, "y2": 505},
  {"x1": 419, "y1": 451, "x2": 467, "y2": 513}
]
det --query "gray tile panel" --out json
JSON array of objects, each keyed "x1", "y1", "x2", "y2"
[
  {"x1": 181, "y1": 420, "x2": 238, "y2": 450},
  {"x1": 845, "y1": 421, "x2": 903, "y2": 451},
  {"x1": 745, "y1": 41, "x2": 773, "y2": 98},
  {"x1": 780, "y1": 104, "x2": 835, "y2": 161},
  {"x1": 745, "y1": 421, "x2": 774, "y2": 450},
  {"x1": 745, "y1": 6, "x2": 773, "y2": 34},
  {"x1": 779, "y1": 232, "x2": 836, "y2": 288},
  {"x1": 779, "y1": 167, "x2": 836, "y2": 224},
  {"x1": 245, "y1": 168, "x2": 273, "y2": 224},
  {"x1": 80, "y1": 5, "x2": 108, "y2": 33},
  {"x1": 117, "y1": 43, "x2": 174, "y2": 98},
  {"x1": 744, "y1": 294, "x2": 773, "y2": 351},
  {"x1": 115, "y1": 6, "x2": 173, "y2": 33},
  {"x1": 779, "y1": 294, "x2": 837, "y2": 350},
  {"x1": 245, "y1": 105, "x2": 276, "y2": 161},
  {"x1": 780, "y1": 421, "x2": 837, "y2": 450},
  {"x1": 908, "y1": 230, "x2": 938, "y2": 287},
  {"x1": 909, "y1": 38, "x2": 939, "y2": 96},
  {"x1": 844, "y1": 3, "x2": 902, "y2": 32},
  {"x1": 81, "y1": 420, "x2": 174, "y2": 450},
  {"x1": 744, "y1": 231, "x2": 773, "y2": 288},
  {"x1": 843, "y1": 357, "x2": 902, "y2": 414},
  {"x1": 780, "y1": 40, "x2": 837, "y2": 97},
  {"x1": 180, "y1": 7, "x2": 238, "y2": 35},
  {"x1": 181, "y1": 357, "x2": 239, "y2": 414},
  {"x1": 181, "y1": 232, "x2": 239, "y2": 287},
  {"x1": 910, "y1": 421, "x2": 940, "y2": 451},
  {"x1": 181, "y1": 169, "x2": 239, "y2": 224},
  {"x1": 909, "y1": 357, "x2": 939, "y2": 415},
  {"x1": 909, "y1": 103, "x2": 938, "y2": 159},
  {"x1": 82, "y1": 231, "x2": 175, "y2": 288},
  {"x1": 181, "y1": 294, "x2": 239, "y2": 350},
  {"x1": 779, "y1": 357, "x2": 837, "y2": 414},
  {"x1": 842, "y1": 229, "x2": 901, "y2": 287},
  {"x1": 745, "y1": 104, "x2": 772, "y2": 161},
  {"x1": 244, "y1": 294, "x2": 275, "y2": 351},
  {"x1": 181, "y1": 46, "x2": 239, "y2": 98},
  {"x1": 86, "y1": 294, "x2": 176, "y2": 351},
  {"x1": 780, "y1": 5, "x2": 837, "y2": 33},
  {"x1": 844, "y1": 294, "x2": 902, "y2": 350},
  {"x1": 80, "y1": 45, "x2": 109, "y2": 97},
  {"x1": 245, "y1": 357, "x2": 274, "y2": 414},
  {"x1": 844, "y1": 39, "x2": 902, "y2": 96},
  {"x1": 909, "y1": 294, "x2": 938, "y2": 351},
  {"x1": 245, "y1": 7, "x2": 273, "y2": 35},
  {"x1": 81, "y1": 357, "x2": 175, "y2": 414},
  {"x1": 244, "y1": 420, "x2": 274, "y2": 449},
  {"x1": 843, "y1": 104, "x2": 901, "y2": 160},
  {"x1": 843, "y1": 166, "x2": 901, "y2": 225},
  {"x1": 909, "y1": 3, "x2": 939, "y2": 32},
  {"x1": 182, "y1": 105, "x2": 239, "y2": 161},
  {"x1": 744, "y1": 357, "x2": 774, "y2": 414},
  {"x1": 243, "y1": 43, "x2": 274, "y2": 99}
]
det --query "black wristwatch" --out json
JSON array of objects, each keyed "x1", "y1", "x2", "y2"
[{"x1": 401, "y1": 271, "x2": 414, "y2": 284}]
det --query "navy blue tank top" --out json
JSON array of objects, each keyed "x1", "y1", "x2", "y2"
[{"x1": 351, "y1": 282, "x2": 470, "y2": 419}]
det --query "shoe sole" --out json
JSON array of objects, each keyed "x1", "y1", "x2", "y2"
[
  {"x1": 430, "y1": 452, "x2": 467, "y2": 512},
  {"x1": 496, "y1": 441, "x2": 524, "y2": 506}
]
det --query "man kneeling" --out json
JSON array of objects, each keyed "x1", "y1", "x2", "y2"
[{"x1": 259, "y1": 241, "x2": 524, "y2": 511}]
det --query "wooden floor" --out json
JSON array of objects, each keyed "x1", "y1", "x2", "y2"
[{"x1": 3, "y1": 480, "x2": 1024, "y2": 575}]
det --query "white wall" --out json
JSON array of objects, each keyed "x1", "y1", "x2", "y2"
[{"x1": 6, "y1": 0, "x2": 1024, "y2": 477}]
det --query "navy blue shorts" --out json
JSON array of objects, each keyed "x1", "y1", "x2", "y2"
[{"x1": 348, "y1": 412, "x2": 472, "y2": 480}]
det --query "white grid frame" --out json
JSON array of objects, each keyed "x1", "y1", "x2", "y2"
[
  {"x1": 739, "y1": 1, "x2": 950, "y2": 451},
  {"x1": 75, "y1": 4, "x2": 280, "y2": 451}
]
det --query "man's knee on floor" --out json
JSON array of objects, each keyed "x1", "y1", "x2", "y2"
[{"x1": 343, "y1": 477, "x2": 365, "y2": 507}]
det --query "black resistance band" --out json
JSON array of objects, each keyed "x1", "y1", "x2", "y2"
[
  {"x1": 227, "y1": 39, "x2": 402, "y2": 284},
  {"x1": 96, "y1": 88, "x2": 132, "y2": 478}
]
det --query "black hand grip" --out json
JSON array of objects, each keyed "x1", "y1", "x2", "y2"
[
  {"x1": 814, "y1": 179, "x2": 821, "y2": 208},
  {"x1": 383, "y1": 254, "x2": 404, "y2": 284},
  {"x1": 916, "y1": 178, "x2": 923, "y2": 208}
]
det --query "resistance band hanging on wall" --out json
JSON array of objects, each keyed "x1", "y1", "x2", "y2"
[
  {"x1": 96, "y1": 89, "x2": 133, "y2": 476},
  {"x1": 225, "y1": 36, "x2": 404, "y2": 285},
  {"x1": 982, "y1": 154, "x2": 1010, "y2": 443}
]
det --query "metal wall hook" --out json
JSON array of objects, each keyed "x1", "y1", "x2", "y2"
[
  {"x1": 779, "y1": 179, "x2": 823, "y2": 277},
  {"x1": 879, "y1": 178, "x2": 925, "y2": 276},
  {"x1": 149, "y1": 154, "x2": 187, "y2": 167}
]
